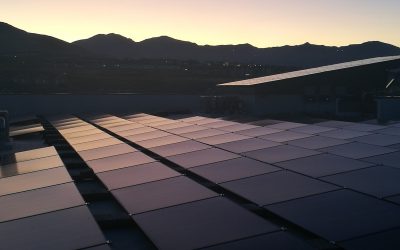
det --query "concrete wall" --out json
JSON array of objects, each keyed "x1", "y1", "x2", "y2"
[
  {"x1": 377, "y1": 97, "x2": 400, "y2": 121},
  {"x1": 0, "y1": 94, "x2": 202, "y2": 120}
]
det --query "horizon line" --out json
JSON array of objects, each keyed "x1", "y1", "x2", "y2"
[{"x1": 2, "y1": 20, "x2": 399, "y2": 49}]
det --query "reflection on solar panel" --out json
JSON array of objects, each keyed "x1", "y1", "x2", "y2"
[
  {"x1": 0, "y1": 167, "x2": 72, "y2": 196},
  {"x1": 0, "y1": 155, "x2": 64, "y2": 178},
  {"x1": 219, "y1": 56, "x2": 400, "y2": 86}
]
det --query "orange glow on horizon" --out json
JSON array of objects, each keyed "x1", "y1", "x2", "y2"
[{"x1": 1, "y1": 0, "x2": 399, "y2": 48}]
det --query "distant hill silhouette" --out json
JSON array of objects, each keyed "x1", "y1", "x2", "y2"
[
  {"x1": 0, "y1": 22, "x2": 86, "y2": 56},
  {"x1": 1, "y1": 21, "x2": 399, "y2": 67},
  {"x1": 74, "y1": 34, "x2": 400, "y2": 67}
]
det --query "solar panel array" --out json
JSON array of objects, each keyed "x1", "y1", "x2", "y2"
[
  {"x1": 219, "y1": 55, "x2": 400, "y2": 86},
  {"x1": 0, "y1": 145, "x2": 109, "y2": 250},
  {"x1": 44, "y1": 113, "x2": 400, "y2": 249}
]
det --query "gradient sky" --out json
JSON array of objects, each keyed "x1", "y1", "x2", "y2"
[{"x1": 1, "y1": 0, "x2": 399, "y2": 47}]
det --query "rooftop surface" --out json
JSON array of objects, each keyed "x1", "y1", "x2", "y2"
[
  {"x1": 1, "y1": 113, "x2": 400, "y2": 249},
  {"x1": 219, "y1": 55, "x2": 400, "y2": 86}
]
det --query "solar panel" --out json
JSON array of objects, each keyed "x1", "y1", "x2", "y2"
[
  {"x1": 339, "y1": 229, "x2": 400, "y2": 250},
  {"x1": 321, "y1": 142, "x2": 397, "y2": 159},
  {"x1": 63, "y1": 129, "x2": 103, "y2": 139},
  {"x1": 267, "y1": 190, "x2": 400, "y2": 241},
  {"x1": 287, "y1": 136, "x2": 350, "y2": 149},
  {"x1": 166, "y1": 124, "x2": 208, "y2": 134},
  {"x1": 86, "y1": 152, "x2": 156, "y2": 173},
  {"x1": 289, "y1": 125, "x2": 336, "y2": 135},
  {"x1": 78, "y1": 143, "x2": 137, "y2": 161},
  {"x1": 387, "y1": 195, "x2": 400, "y2": 205},
  {"x1": 101, "y1": 121, "x2": 132, "y2": 128},
  {"x1": 266, "y1": 122, "x2": 307, "y2": 130},
  {"x1": 197, "y1": 133, "x2": 251, "y2": 146},
  {"x1": 112, "y1": 176, "x2": 217, "y2": 214},
  {"x1": 276, "y1": 153, "x2": 375, "y2": 178},
  {"x1": 181, "y1": 128, "x2": 229, "y2": 139},
  {"x1": 108, "y1": 123, "x2": 145, "y2": 132},
  {"x1": 68, "y1": 133, "x2": 112, "y2": 145},
  {"x1": 259, "y1": 131, "x2": 312, "y2": 142},
  {"x1": 202, "y1": 232, "x2": 315, "y2": 250},
  {"x1": 192, "y1": 118, "x2": 223, "y2": 125},
  {"x1": 244, "y1": 145, "x2": 321, "y2": 163},
  {"x1": 236, "y1": 127, "x2": 283, "y2": 137},
  {"x1": 177, "y1": 116, "x2": 207, "y2": 123},
  {"x1": 0, "y1": 167, "x2": 72, "y2": 196},
  {"x1": 377, "y1": 127, "x2": 400, "y2": 136},
  {"x1": 132, "y1": 197, "x2": 278, "y2": 250},
  {"x1": 0, "y1": 183, "x2": 85, "y2": 222},
  {"x1": 148, "y1": 140, "x2": 211, "y2": 157},
  {"x1": 59, "y1": 125, "x2": 95, "y2": 135},
  {"x1": 83, "y1": 244, "x2": 112, "y2": 250},
  {"x1": 97, "y1": 162, "x2": 180, "y2": 190},
  {"x1": 318, "y1": 129, "x2": 371, "y2": 140},
  {"x1": 155, "y1": 122, "x2": 192, "y2": 130},
  {"x1": 135, "y1": 135, "x2": 189, "y2": 148},
  {"x1": 314, "y1": 120, "x2": 356, "y2": 128},
  {"x1": 216, "y1": 138, "x2": 281, "y2": 153},
  {"x1": 0, "y1": 146, "x2": 58, "y2": 165},
  {"x1": 0, "y1": 155, "x2": 64, "y2": 179},
  {"x1": 116, "y1": 127, "x2": 157, "y2": 137},
  {"x1": 73, "y1": 138, "x2": 123, "y2": 152},
  {"x1": 167, "y1": 148, "x2": 240, "y2": 169},
  {"x1": 345, "y1": 123, "x2": 386, "y2": 132},
  {"x1": 191, "y1": 157, "x2": 281, "y2": 183},
  {"x1": 218, "y1": 123, "x2": 259, "y2": 132},
  {"x1": 202, "y1": 120, "x2": 239, "y2": 129},
  {"x1": 353, "y1": 134, "x2": 400, "y2": 146},
  {"x1": 363, "y1": 151, "x2": 400, "y2": 168},
  {"x1": 125, "y1": 130, "x2": 171, "y2": 142},
  {"x1": 322, "y1": 166, "x2": 400, "y2": 198},
  {"x1": 221, "y1": 171, "x2": 338, "y2": 205},
  {"x1": 0, "y1": 206, "x2": 107, "y2": 250},
  {"x1": 55, "y1": 122, "x2": 88, "y2": 130}
]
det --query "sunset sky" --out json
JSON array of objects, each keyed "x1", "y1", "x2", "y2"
[{"x1": 2, "y1": 0, "x2": 399, "y2": 47}]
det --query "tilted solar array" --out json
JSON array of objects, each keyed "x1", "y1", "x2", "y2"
[
  {"x1": 219, "y1": 55, "x2": 400, "y2": 86},
  {"x1": 0, "y1": 145, "x2": 109, "y2": 250},
  {"x1": 43, "y1": 112, "x2": 400, "y2": 249}
]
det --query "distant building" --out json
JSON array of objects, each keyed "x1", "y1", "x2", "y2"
[{"x1": 217, "y1": 56, "x2": 400, "y2": 117}]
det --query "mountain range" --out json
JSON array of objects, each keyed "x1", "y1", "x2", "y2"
[{"x1": 1, "y1": 21, "x2": 400, "y2": 67}]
